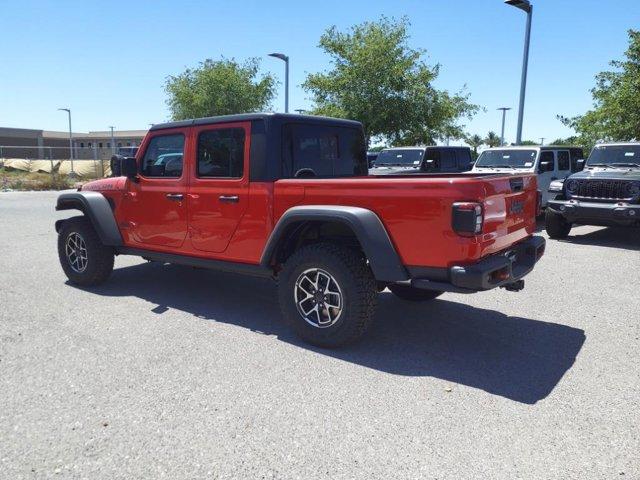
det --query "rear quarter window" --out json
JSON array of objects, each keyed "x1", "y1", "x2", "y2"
[{"x1": 282, "y1": 124, "x2": 367, "y2": 178}]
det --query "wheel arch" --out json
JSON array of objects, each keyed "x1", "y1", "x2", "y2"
[
  {"x1": 55, "y1": 192, "x2": 123, "y2": 246},
  {"x1": 261, "y1": 205, "x2": 409, "y2": 282}
]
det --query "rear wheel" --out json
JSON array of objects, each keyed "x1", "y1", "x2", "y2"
[
  {"x1": 545, "y1": 209, "x2": 572, "y2": 239},
  {"x1": 58, "y1": 216, "x2": 114, "y2": 286},
  {"x1": 388, "y1": 284, "x2": 443, "y2": 301},
  {"x1": 278, "y1": 243, "x2": 377, "y2": 348}
]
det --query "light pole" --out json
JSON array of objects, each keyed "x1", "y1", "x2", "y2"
[
  {"x1": 58, "y1": 108, "x2": 75, "y2": 174},
  {"x1": 505, "y1": 0, "x2": 532, "y2": 145},
  {"x1": 268, "y1": 52, "x2": 289, "y2": 113},
  {"x1": 109, "y1": 126, "x2": 115, "y2": 154},
  {"x1": 497, "y1": 107, "x2": 512, "y2": 146},
  {"x1": 540, "y1": 137, "x2": 545, "y2": 145}
]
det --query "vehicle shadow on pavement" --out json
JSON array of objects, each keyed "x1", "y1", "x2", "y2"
[
  {"x1": 561, "y1": 226, "x2": 640, "y2": 251},
  {"x1": 80, "y1": 262, "x2": 585, "y2": 405}
]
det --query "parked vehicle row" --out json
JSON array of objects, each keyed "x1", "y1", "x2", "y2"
[
  {"x1": 55, "y1": 113, "x2": 545, "y2": 348},
  {"x1": 368, "y1": 145, "x2": 588, "y2": 210},
  {"x1": 369, "y1": 140, "x2": 639, "y2": 240}
]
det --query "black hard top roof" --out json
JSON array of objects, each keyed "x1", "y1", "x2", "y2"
[{"x1": 149, "y1": 112, "x2": 362, "y2": 131}]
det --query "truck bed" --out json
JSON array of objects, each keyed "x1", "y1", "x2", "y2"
[{"x1": 271, "y1": 173, "x2": 538, "y2": 269}]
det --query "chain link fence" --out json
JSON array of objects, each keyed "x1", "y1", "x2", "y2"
[{"x1": 0, "y1": 145, "x2": 121, "y2": 178}]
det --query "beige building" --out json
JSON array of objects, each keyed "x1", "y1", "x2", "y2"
[{"x1": 0, "y1": 127, "x2": 148, "y2": 160}]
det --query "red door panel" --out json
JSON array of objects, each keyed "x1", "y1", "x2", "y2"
[
  {"x1": 119, "y1": 128, "x2": 190, "y2": 249},
  {"x1": 187, "y1": 122, "x2": 251, "y2": 253}
]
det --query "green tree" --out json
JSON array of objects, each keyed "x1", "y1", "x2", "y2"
[
  {"x1": 368, "y1": 145, "x2": 386, "y2": 152},
  {"x1": 466, "y1": 134, "x2": 484, "y2": 158},
  {"x1": 520, "y1": 140, "x2": 539, "y2": 146},
  {"x1": 302, "y1": 16, "x2": 479, "y2": 146},
  {"x1": 485, "y1": 131, "x2": 501, "y2": 148},
  {"x1": 559, "y1": 29, "x2": 640, "y2": 146},
  {"x1": 165, "y1": 58, "x2": 276, "y2": 120},
  {"x1": 550, "y1": 136, "x2": 579, "y2": 146}
]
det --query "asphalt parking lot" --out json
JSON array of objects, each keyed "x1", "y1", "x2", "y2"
[{"x1": 1, "y1": 190, "x2": 639, "y2": 479}]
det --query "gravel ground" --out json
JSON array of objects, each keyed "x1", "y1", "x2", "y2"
[{"x1": 1, "y1": 190, "x2": 639, "y2": 479}]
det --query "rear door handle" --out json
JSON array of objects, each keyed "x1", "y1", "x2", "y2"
[
  {"x1": 166, "y1": 193, "x2": 184, "y2": 201},
  {"x1": 219, "y1": 195, "x2": 239, "y2": 203}
]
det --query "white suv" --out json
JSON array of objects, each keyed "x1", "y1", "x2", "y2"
[{"x1": 471, "y1": 146, "x2": 585, "y2": 207}]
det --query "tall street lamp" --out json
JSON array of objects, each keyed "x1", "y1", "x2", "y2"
[
  {"x1": 497, "y1": 107, "x2": 512, "y2": 146},
  {"x1": 109, "y1": 126, "x2": 115, "y2": 154},
  {"x1": 268, "y1": 52, "x2": 289, "y2": 113},
  {"x1": 505, "y1": 0, "x2": 532, "y2": 145},
  {"x1": 58, "y1": 108, "x2": 75, "y2": 174},
  {"x1": 540, "y1": 137, "x2": 545, "y2": 146}
]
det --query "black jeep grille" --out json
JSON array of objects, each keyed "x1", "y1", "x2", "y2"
[{"x1": 573, "y1": 180, "x2": 634, "y2": 200}]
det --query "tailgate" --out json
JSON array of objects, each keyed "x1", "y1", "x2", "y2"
[{"x1": 479, "y1": 174, "x2": 538, "y2": 256}]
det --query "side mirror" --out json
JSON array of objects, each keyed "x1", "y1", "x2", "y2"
[{"x1": 121, "y1": 156, "x2": 138, "y2": 179}]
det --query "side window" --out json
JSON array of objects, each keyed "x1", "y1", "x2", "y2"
[
  {"x1": 295, "y1": 134, "x2": 337, "y2": 177},
  {"x1": 283, "y1": 124, "x2": 367, "y2": 178},
  {"x1": 539, "y1": 151, "x2": 555, "y2": 172},
  {"x1": 197, "y1": 128, "x2": 245, "y2": 178},
  {"x1": 557, "y1": 151, "x2": 570, "y2": 171},
  {"x1": 141, "y1": 134, "x2": 185, "y2": 178},
  {"x1": 423, "y1": 149, "x2": 441, "y2": 171},
  {"x1": 440, "y1": 150, "x2": 456, "y2": 171}
]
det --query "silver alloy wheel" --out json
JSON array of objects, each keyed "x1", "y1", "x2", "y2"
[
  {"x1": 65, "y1": 232, "x2": 88, "y2": 273},
  {"x1": 294, "y1": 268, "x2": 344, "y2": 328}
]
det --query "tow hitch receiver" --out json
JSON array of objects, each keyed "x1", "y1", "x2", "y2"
[{"x1": 502, "y1": 279, "x2": 525, "y2": 292}]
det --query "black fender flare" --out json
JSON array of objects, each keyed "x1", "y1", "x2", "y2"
[
  {"x1": 55, "y1": 192, "x2": 123, "y2": 246},
  {"x1": 260, "y1": 205, "x2": 409, "y2": 282}
]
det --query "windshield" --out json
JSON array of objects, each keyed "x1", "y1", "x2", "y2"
[
  {"x1": 475, "y1": 149, "x2": 537, "y2": 168},
  {"x1": 375, "y1": 149, "x2": 424, "y2": 166},
  {"x1": 587, "y1": 145, "x2": 640, "y2": 166}
]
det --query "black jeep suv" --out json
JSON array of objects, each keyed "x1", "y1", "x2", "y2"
[
  {"x1": 369, "y1": 146, "x2": 473, "y2": 175},
  {"x1": 545, "y1": 142, "x2": 640, "y2": 239}
]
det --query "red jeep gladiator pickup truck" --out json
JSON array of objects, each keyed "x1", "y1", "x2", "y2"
[{"x1": 55, "y1": 113, "x2": 545, "y2": 347}]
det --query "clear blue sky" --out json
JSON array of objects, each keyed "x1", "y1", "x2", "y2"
[{"x1": 1, "y1": 0, "x2": 638, "y2": 144}]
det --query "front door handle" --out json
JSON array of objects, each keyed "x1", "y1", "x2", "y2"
[
  {"x1": 166, "y1": 193, "x2": 184, "y2": 201},
  {"x1": 219, "y1": 195, "x2": 239, "y2": 203}
]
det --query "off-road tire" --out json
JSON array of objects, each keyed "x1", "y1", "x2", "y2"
[
  {"x1": 58, "y1": 216, "x2": 114, "y2": 286},
  {"x1": 545, "y1": 209, "x2": 572, "y2": 239},
  {"x1": 278, "y1": 243, "x2": 377, "y2": 348},
  {"x1": 388, "y1": 284, "x2": 444, "y2": 301}
]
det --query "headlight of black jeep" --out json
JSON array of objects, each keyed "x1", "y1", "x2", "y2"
[
  {"x1": 566, "y1": 179, "x2": 580, "y2": 195},
  {"x1": 627, "y1": 182, "x2": 640, "y2": 198},
  {"x1": 549, "y1": 180, "x2": 564, "y2": 192}
]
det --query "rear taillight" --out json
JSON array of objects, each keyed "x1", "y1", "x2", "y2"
[
  {"x1": 536, "y1": 190, "x2": 542, "y2": 217},
  {"x1": 452, "y1": 202, "x2": 483, "y2": 237}
]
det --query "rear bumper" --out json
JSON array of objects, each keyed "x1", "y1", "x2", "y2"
[
  {"x1": 409, "y1": 236, "x2": 546, "y2": 294},
  {"x1": 548, "y1": 199, "x2": 640, "y2": 226}
]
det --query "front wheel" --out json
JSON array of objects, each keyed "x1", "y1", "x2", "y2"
[
  {"x1": 545, "y1": 209, "x2": 572, "y2": 239},
  {"x1": 278, "y1": 243, "x2": 377, "y2": 348},
  {"x1": 388, "y1": 284, "x2": 443, "y2": 301},
  {"x1": 58, "y1": 216, "x2": 114, "y2": 286}
]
